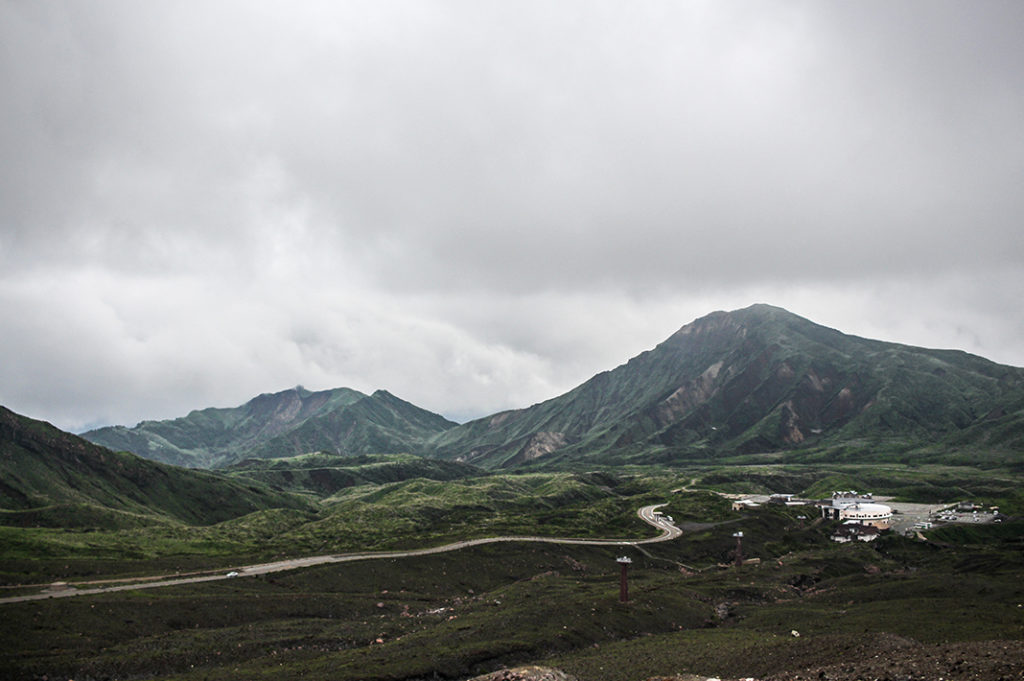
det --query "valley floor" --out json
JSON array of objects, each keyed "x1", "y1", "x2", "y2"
[
  {"x1": 2, "y1": 468, "x2": 1022, "y2": 681},
  {"x1": 0, "y1": 504, "x2": 678, "y2": 604}
]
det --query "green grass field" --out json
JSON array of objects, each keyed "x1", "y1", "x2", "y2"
[{"x1": 1, "y1": 464, "x2": 1022, "y2": 680}]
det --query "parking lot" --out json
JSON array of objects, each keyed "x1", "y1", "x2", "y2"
[
  {"x1": 873, "y1": 498, "x2": 1000, "y2": 534},
  {"x1": 879, "y1": 499, "x2": 952, "y2": 534},
  {"x1": 727, "y1": 494, "x2": 998, "y2": 535}
]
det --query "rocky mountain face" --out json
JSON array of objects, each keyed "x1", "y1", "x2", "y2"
[
  {"x1": 83, "y1": 386, "x2": 457, "y2": 468},
  {"x1": 428, "y1": 305, "x2": 1024, "y2": 467}
]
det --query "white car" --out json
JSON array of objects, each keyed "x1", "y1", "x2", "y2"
[{"x1": 226, "y1": 571, "x2": 240, "y2": 578}]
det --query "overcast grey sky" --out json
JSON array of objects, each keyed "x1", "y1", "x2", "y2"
[{"x1": 2, "y1": 1, "x2": 1022, "y2": 432}]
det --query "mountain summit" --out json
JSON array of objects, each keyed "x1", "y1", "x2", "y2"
[
  {"x1": 428, "y1": 304, "x2": 1024, "y2": 467},
  {"x1": 83, "y1": 386, "x2": 457, "y2": 468}
]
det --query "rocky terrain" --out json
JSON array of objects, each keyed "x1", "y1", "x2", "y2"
[
  {"x1": 756, "y1": 638, "x2": 1024, "y2": 681},
  {"x1": 471, "y1": 668, "x2": 581, "y2": 681},
  {"x1": 470, "y1": 638, "x2": 1024, "y2": 681}
]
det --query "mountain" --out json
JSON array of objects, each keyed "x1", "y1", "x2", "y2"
[
  {"x1": 83, "y1": 386, "x2": 457, "y2": 468},
  {"x1": 77, "y1": 305, "x2": 1024, "y2": 471},
  {"x1": 0, "y1": 405, "x2": 310, "y2": 528},
  {"x1": 428, "y1": 304, "x2": 1024, "y2": 467}
]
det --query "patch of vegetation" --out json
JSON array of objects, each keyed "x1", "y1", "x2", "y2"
[
  {"x1": 6, "y1": 518, "x2": 1022, "y2": 681},
  {"x1": 226, "y1": 452, "x2": 482, "y2": 497},
  {"x1": 2, "y1": 460, "x2": 1022, "y2": 680}
]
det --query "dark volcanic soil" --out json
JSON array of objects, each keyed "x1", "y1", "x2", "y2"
[
  {"x1": 471, "y1": 638, "x2": 1023, "y2": 681},
  {"x1": 757, "y1": 638, "x2": 1024, "y2": 681}
]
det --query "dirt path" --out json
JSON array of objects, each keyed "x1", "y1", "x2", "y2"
[{"x1": 0, "y1": 504, "x2": 679, "y2": 604}]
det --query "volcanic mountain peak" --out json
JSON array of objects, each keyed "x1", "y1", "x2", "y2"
[
  {"x1": 82, "y1": 386, "x2": 456, "y2": 468},
  {"x1": 671, "y1": 306, "x2": 742, "y2": 335},
  {"x1": 429, "y1": 304, "x2": 1024, "y2": 468}
]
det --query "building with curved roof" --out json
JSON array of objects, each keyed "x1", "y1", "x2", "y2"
[{"x1": 820, "y1": 491, "x2": 892, "y2": 529}]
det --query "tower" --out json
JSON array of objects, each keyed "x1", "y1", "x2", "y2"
[
  {"x1": 616, "y1": 556, "x2": 632, "y2": 602},
  {"x1": 732, "y1": 531, "x2": 744, "y2": 567}
]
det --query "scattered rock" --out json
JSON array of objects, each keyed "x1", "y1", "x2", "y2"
[{"x1": 468, "y1": 665, "x2": 580, "y2": 681}]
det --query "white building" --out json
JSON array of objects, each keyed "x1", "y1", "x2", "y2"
[{"x1": 820, "y1": 491, "x2": 892, "y2": 529}]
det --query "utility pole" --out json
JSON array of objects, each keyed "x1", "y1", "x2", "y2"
[
  {"x1": 616, "y1": 556, "x2": 632, "y2": 602},
  {"x1": 733, "y1": 531, "x2": 744, "y2": 567}
]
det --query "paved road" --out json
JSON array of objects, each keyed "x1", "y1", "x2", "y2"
[{"x1": 0, "y1": 504, "x2": 680, "y2": 604}]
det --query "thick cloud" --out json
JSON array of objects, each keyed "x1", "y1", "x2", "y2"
[{"x1": 1, "y1": 1, "x2": 1022, "y2": 431}]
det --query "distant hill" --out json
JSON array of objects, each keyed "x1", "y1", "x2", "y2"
[
  {"x1": 0, "y1": 406, "x2": 310, "y2": 529},
  {"x1": 428, "y1": 305, "x2": 1024, "y2": 467},
  {"x1": 83, "y1": 386, "x2": 457, "y2": 468},
  {"x1": 227, "y1": 452, "x2": 482, "y2": 498}
]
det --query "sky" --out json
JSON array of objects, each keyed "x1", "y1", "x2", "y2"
[{"x1": 2, "y1": 1, "x2": 1023, "y2": 432}]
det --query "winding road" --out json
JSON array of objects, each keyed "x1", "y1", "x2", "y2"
[{"x1": 0, "y1": 504, "x2": 681, "y2": 605}]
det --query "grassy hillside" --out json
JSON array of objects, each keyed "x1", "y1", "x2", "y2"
[
  {"x1": 0, "y1": 470, "x2": 676, "y2": 584},
  {"x1": 429, "y1": 305, "x2": 1024, "y2": 468},
  {"x1": 82, "y1": 387, "x2": 366, "y2": 467},
  {"x1": 226, "y1": 452, "x2": 483, "y2": 497},
  {"x1": 0, "y1": 406, "x2": 311, "y2": 529},
  {"x1": 2, "y1": 500, "x2": 1020, "y2": 681},
  {"x1": 4, "y1": 455, "x2": 1020, "y2": 576},
  {"x1": 243, "y1": 390, "x2": 458, "y2": 461}
]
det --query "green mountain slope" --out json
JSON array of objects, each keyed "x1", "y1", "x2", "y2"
[
  {"x1": 429, "y1": 305, "x2": 1024, "y2": 467},
  {"x1": 0, "y1": 406, "x2": 310, "y2": 528},
  {"x1": 83, "y1": 386, "x2": 457, "y2": 468},
  {"x1": 76, "y1": 306, "x2": 1024, "y2": 471}
]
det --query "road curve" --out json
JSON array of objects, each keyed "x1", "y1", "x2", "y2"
[{"x1": 0, "y1": 504, "x2": 680, "y2": 604}]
